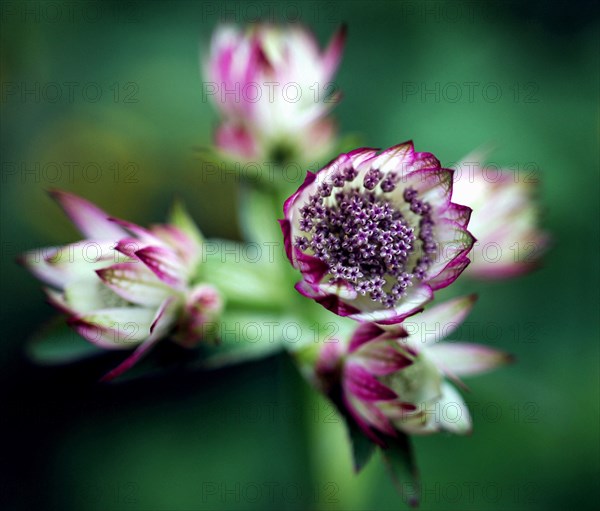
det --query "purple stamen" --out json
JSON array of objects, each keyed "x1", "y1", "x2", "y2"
[
  {"x1": 363, "y1": 169, "x2": 383, "y2": 190},
  {"x1": 296, "y1": 179, "x2": 437, "y2": 307}
]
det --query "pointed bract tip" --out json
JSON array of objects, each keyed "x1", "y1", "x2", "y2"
[
  {"x1": 466, "y1": 293, "x2": 478, "y2": 304},
  {"x1": 47, "y1": 187, "x2": 65, "y2": 199}
]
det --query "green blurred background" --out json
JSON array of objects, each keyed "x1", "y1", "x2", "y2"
[{"x1": 1, "y1": 0, "x2": 599, "y2": 509}]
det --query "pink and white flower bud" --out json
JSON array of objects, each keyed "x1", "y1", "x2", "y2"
[
  {"x1": 176, "y1": 284, "x2": 224, "y2": 348},
  {"x1": 20, "y1": 191, "x2": 222, "y2": 380},
  {"x1": 205, "y1": 23, "x2": 345, "y2": 164},
  {"x1": 314, "y1": 296, "x2": 512, "y2": 443},
  {"x1": 452, "y1": 152, "x2": 548, "y2": 279}
]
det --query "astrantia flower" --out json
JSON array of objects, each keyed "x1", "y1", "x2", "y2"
[
  {"x1": 205, "y1": 23, "x2": 345, "y2": 164},
  {"x1": 452, "y1": 152, "x2": 548, "y2": 278},
  {"x1": 313, "y1": 296, "x2": 512, "y2": 443},
  {"x1": 20, "y1": 191, "x2": 223, "y2": 380},
  {"x1": 280, "y1": 141, "x2": 475, "y2": 324}
]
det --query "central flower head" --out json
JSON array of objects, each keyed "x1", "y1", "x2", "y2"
[
  {"x1": 295, "y1": 182, "x2": 440, "y2": 308},
  {"x1": 280, "y1": 141, "x2": 475, "y2": 323}
]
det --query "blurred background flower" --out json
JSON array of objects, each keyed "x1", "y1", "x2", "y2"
[
  {"x1": 1, "y1": 1, "x2": 598, "y2": 510},
  {"x1": 205, "y1": 23, "x2": 345, "y2": 166},
  {"x1": 452, "y1": 150, "x2": 549, "y2": 279}
]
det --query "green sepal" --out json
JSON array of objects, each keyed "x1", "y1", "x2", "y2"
[
  {"x1": 27, "y1": 318, "x2": 104, "y2": 365},
  {"x1": 380, "y1": 433, "x2": 421, "y2": 508},
  {"x1": 345, "y1": 415, "x2": 377, "y2": 473},
  {"x1": 168, "y1": 199, "x2": 204, "y2": 247}
]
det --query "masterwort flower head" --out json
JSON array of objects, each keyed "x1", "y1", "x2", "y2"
[
  {"x1": 313, "y1": 296, "x2": 512, "y2": 443},
  {"x1": 280, "y1": 141, "x2": 475, "y2": 324},
  {"x1": 452, "y1": 152, "x2": 548, "y2": 278},
  {"x1": 20, "y1": 191, "x2": 223, "y2": 380},
  {"x1": 205, "y1": 23, "x2": 345, "y2": 164}
]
